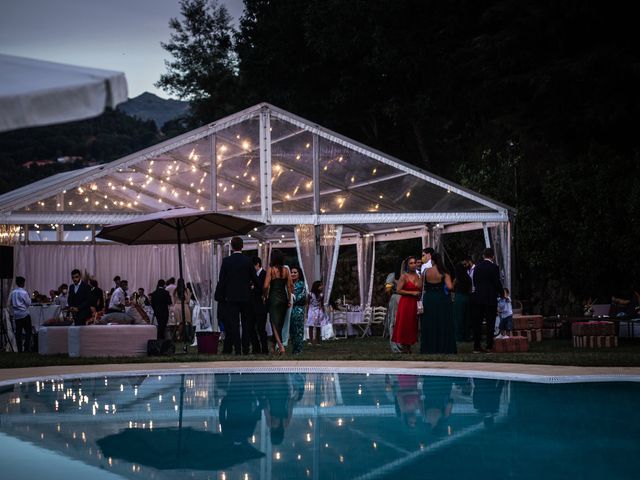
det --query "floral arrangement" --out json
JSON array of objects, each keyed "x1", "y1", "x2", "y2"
[{"x1": 583, "y1": 297, "x2": 594, "y2": 317}]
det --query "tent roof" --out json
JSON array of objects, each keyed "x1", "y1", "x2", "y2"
[
  {"x1": 0, "y1": 103, "x2": 514, "y2": 239},
  {"x1": 0, "y1": 54, "x2": 128, "y2": 133}
]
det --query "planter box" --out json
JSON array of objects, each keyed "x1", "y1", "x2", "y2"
[
  {"x1": 512, "y1": 328, "x2": 542, "y2": 342},
  {"x1": 493, "y1": 336, "x2": 529, "y2": 352},
  {"x1": 572, "y1": 335, "x2": 618, "y2": 348},
  {"x1": 512, "y1": 315, "x2": 544, "y2": 330}
]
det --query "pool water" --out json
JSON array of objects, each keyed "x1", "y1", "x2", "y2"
[{"x1": 1, "y1": 371, "x2": 639, "y2": 479}]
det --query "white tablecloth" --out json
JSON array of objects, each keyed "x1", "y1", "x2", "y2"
[
  {"x1": 331, "y1": 311, "x2": 369, "y2": 337},
  {"x1": 29, "y1": 304, "x2": 61, "y2": 331}
]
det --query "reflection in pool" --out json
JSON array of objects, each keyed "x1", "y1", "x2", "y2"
[{"x1": 1, "y1": 372, "x2": 639, "y2": 479}]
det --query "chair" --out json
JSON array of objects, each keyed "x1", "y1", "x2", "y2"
[
  {"x1": 370, "y1": 306, "x2": 387, "y2": 335},
  {"x1": 331, "y1": 310, "x2": 348, "y2": 339},
  {"x1": 352, "y1": 307, "x2": 372, "y2": 338},
  {"x1": 512, "y1": 299, "x2": 523, "y2": 316}
]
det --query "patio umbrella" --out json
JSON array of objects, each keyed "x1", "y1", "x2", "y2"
[
  {"x1": 0, "y1": 54, "x2": 128, "y2": 132},
  {"x1": 96, "y1": 426, "x2": 265, "y2": 470},
  {"x1": 96, "y1": 207, "x2": 264, "y2": 343}
]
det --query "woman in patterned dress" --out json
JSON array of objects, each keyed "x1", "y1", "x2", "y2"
[{"x1": 289, "y1": 266, "x2": 307, "y2": 355}]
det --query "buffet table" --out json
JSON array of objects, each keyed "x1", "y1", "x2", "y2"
[{"x1": 29, "y1": 304, "x2": 61, "y2": 331}]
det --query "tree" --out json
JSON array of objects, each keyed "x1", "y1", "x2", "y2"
[{"x1": 156, "y1": 0, "x2": 239, "y2": 124}]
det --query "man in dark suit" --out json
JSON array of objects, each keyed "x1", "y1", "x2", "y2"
[
  {"x1": 251, "y1": 256, "x2": 268, "y2": 354},
  {"x1": 471, "y1": 248, "x2": 503, "y2": 353},
  {"x1": 150, "y1": 279, "x2": 172, "y2": 340},
  {"x1": 68, "y1": 268, "x2": 93, "y2": 325},
  {"x1": 216, "y1": 237, "x2": 259, "y2": 355}
]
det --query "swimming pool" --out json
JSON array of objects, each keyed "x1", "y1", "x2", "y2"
[{"x1": 1, "y1": 369, "x2": 639, "y2": 479}]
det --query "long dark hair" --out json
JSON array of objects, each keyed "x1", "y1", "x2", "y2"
[
  {"x1": 404, "y1": 256, "x2": 416, "y2": 273},
  {"x1": 453, "y1": 262, "x2": 472, "y2": 294},
  {"x1": 430, "y1": 253, "x2": 448, "y2": 276},
  {"x1": 310, "y1": 280, "x2": 323, "y2": 296},
  {"x1": 270, "y1": 249, "x2": 284, "y2": 275},
  {"x1": 290, "y1": 265, "x2": 304, "y2": 283}
]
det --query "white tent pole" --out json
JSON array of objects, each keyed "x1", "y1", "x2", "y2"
[
  {"x1": 482, "y1": 222, "x2": 490, "y2": 248},
  {"x1": 211, "y1": 240, "x2": 221, "y2": 331},
  {"x1": 210, "y1": 134, "x2": 217, "y2": 212},
  {"x1": 259, "y1": 107, "x2": 272, "y2": 223},
  {"x1": 312, "y1": 133, "x2": 322, "y2": 279},
  {"x1": 506, "y1": 220, "x2": 512, "y2": 292},
  {"x1": 209, "y1": 135, "x2": 218, "y2": 329}
]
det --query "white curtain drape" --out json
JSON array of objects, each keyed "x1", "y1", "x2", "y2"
[
  {"x1": 258, "y1": 241, "x2": 271, "y2": 270},
  {"x1": 12, "y1": 243, "x2": 214, "y2": 302},
  {"x1": 15, "y1": 244, "x2": 98, "y2": 293},
  {"x1": 356, "y1": 234, "x2": 375, "y2": 309},
  {"x1": 320, "y1": 225, "x2": 342, "y2": 306},
  {"x1": 183, "y1": 241, "x2": 213, "y2": 307},
  {"x1": 294, "y1": 224, "x2": 316, "y2": 290},
  {"x1": 432, "y1": 227, "x2": 443, "y2": 253},
  {"x1": 490, "y1": 222, "x2": 511, "y2": 291}
]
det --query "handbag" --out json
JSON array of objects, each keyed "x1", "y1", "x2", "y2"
[{"x1": 416, "y1": 299, "x2": 424, "y2": 315}]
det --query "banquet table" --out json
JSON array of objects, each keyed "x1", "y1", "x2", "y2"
[
  {"x1": 29, "y1": 304, "x2": 61, "y2": 331},
  {"x1": 331, "y1": 310, "x2": 369, "y2": 337}
]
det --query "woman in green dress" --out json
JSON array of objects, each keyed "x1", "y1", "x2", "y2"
[
  {"x1": 452, "y1": 261, "x2": 473, "y2": 341},
  {"x1": 420, "y1": 253, "x2": 457, "y2": 354},
  {"x1": 263, "y1": 249, "x2": 293, "y2": 355},
  {"x1": 289, "y1": 266, "x2": 307, "y2": 355}
]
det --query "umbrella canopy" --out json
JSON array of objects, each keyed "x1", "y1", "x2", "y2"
[
  {"x1": 96, "y1": 207, "x2": 264, "y2": 342},
  {"x1": 97, "y1": 427, "x2": 265, "y2": 470},
  {"x1": 0, "y1": 53, "x2": 128, "y2": 133},
  {"x1": 95, "y1": 207, "x2": 264, "y2": 245}
]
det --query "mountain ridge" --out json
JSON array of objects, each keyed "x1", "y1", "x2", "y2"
[{"x1": 118, "y1": 92, "x2": 189, "y2": 128}]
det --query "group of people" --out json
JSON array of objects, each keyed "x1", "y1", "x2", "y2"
[
  {"x1": 390, "y1": 373, "x2": 506, "y2": 433},
  {"x1": 8, "y1": 269, "x2": 197, "y2": 352},
  {"x1": 387, "y1": 246, "x2": 505, "y2": 354},
  {"x1": 215, "y1": 236, "x2": 328, "y2": 356}
]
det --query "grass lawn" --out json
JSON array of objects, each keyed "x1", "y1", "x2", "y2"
[{"x1": 2, "y1": 336, "x2": 640, "y2": 369}]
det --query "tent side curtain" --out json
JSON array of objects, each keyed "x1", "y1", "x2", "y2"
[
  {"x1": 320, "y1": 224, "x2": 342, "y2": 306},
  {"x1": 357, "y1": 235, "x2": 375, "y2": 308},
  {"x1": 489, "y1": 222, "x2": 511, "y2": 291},
  {"x1": 13, "y1": 243, "x2": 213, "y2": 307},
  {"x1": 294, "y1": 224, "x2": 316, "y2": 292}
]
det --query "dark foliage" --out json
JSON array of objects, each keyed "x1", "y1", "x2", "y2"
[{"x1": 0, "y1": 109, "x2": 160, "y2": 193}]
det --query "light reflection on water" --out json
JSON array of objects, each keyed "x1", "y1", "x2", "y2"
[{"x1": 1, "y1": 373, "x2": 639, "y2": 479}]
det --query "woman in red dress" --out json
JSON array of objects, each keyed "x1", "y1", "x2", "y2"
[{"x1": 391, "y1": 256, "x2": 423, "y2": 353}]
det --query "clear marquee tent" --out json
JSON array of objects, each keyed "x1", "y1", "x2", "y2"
[{"x1": 0, "y1": 103, "x2": 515, "y2": 321}]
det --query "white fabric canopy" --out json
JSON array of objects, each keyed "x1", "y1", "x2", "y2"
[
  {"x1": 0, "y1": 54, "x2": 128, "y2": 132},
  {"x1": 13, "y1": 242, "x2": 212, "y2": 301}
]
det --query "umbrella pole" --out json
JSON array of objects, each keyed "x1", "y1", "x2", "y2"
[
  {"x1": 177, "y1": 223, "x2": 188, "y2": 353},
  {"x1": 178, "y1": 373, "x2": 185, "y2": 468}
]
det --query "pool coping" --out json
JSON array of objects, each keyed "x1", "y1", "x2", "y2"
[{"x1": 2, "y1": 361, "x2": 640, "y2": 386}]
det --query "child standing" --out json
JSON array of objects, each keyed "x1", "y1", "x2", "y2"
[
  {"x1": 497, "y1": 288, "x2": 513, "y2": 338},
  {"x1": 306, "y1": 281, "x2": 328, "y2": 344}
]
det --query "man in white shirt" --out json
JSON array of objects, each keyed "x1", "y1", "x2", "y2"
[
  {"x1": 463, "y1": 256, "x2": 476, "y2": 293},
  {"x1": 420, "y1": 247, "x2": 435, "y2": 275},
  {"x1": 108, "y1": 279, "x2": 128, "y2": 313},
  {"x1": 9, "y1": 276, "x2": 31, "y2": 352}
]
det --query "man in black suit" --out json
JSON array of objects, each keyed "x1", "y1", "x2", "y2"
[
  {"x1": 216, "y1": 237, "x2": 259, "y2": 355},
  {"x1": 471, "y1": 248, "x2": 503, "y2": 353},
  {"x1": 150, "y1": 279, "x2": 172, "y2": 340},
  {"x1": 68, "y1": 269, "x2": 93, "y2": 325},
  {"x1": 251, "y1": 256, "x2": 268, "y2": 354}
]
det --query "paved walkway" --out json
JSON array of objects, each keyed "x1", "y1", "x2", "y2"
[{"x1": 2, "y1": 361, "x2": 640, "y2": 384}]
